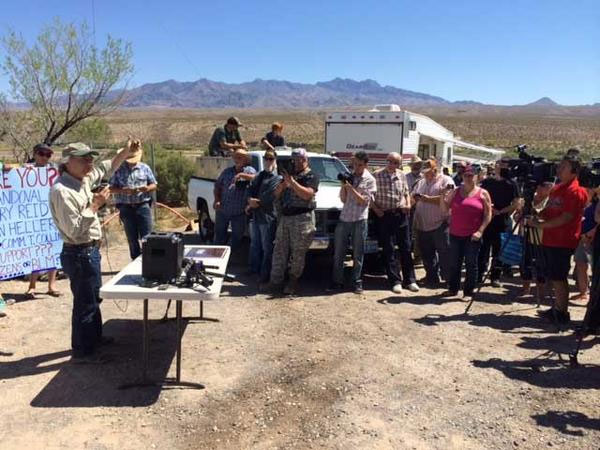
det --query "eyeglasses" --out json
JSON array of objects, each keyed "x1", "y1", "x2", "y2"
[
  {"x1": 386, "y1": 159, "x2": 400, "y2": 165},
  {"x1": 36, "y1": 151, "x2": 52, "y2": 158},
  {"x1": 263, "y1": 157, "x2": 275, "y2": 161}
]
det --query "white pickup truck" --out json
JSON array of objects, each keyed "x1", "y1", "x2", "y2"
[{"x1": 187, "y1": 149, "x2": 379, "y2": 253}]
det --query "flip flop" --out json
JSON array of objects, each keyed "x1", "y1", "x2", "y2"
[
  {"x1": 24, "y1": 292, "x2": 36, "y2": 300},
  {"x1": 47, "y1": 290, "x2": 62, "y2": 297}
]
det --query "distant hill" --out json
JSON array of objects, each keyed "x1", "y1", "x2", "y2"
[{"x1": 119, "y1": 77, "x2": 452, "y2": 108}]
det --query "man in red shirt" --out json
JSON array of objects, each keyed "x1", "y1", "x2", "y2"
[{"x1": 528, "y1": 154, "x2": 588, "y2": 326}]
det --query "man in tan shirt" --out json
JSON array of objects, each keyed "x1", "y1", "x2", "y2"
[{"x1": 50, "y1": 141, "x2": 133, "y2": 364}]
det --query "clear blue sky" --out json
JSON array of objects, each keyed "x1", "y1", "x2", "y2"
[{"x1": 1, "y1": 0, "x2": 598, "y2": 105}]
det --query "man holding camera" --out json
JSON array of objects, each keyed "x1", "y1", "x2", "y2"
[
  {"x1": 528, "y1": 154, "x2": 588, "y2": 326},
  {"x1": 213, "y1": 149, "x2": 256, "y2": 252},
  {"x1": 269, "y1": 148, "x2": 319, "y2": 295},
  {"x1": 478, "y1": 158, "x2": 521, "y2": 287},
  {"x1": 109, "y1": 142, "x2": 157, "y2": 260},
  {"x1": 49, "y1": 141, "x2": 133, "y2": 364},
  {"x1": 208, "y1": 116, "x2": 248, "y2": 156},
  {"x1": 371, "y1": 152, "x2": 419, "y2": 294},
  {"x1": 330, "y1": 151, "x2": 376, "y2": 294},
  {"x1": 412, "y1": 159, "x2": 455, "y2": 286}
]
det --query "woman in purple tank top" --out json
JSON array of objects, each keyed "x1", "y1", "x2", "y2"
[{"x1": 441, "y1": 165, "x2": 492, "y2": 298}]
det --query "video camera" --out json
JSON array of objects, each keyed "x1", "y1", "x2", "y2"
[
  {"x1": 578, "y1": 158, "x2": 600, "y2": 188},
  {"x1": 502, "y1": 145, "x2": 556, "y2": 188},
  {"x1": 337, "y1": 171, "x2": 354, "y2": 184},
  {"x1": 278, "y1": 158, "x2": 295, "y2": 176}
]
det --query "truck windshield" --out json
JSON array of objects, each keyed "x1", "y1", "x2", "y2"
[{"x1": 277, "y1": 156, "x2": 347, "y2": 183}]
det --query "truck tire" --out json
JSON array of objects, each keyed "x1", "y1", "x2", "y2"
[{"x1": 196, "y1": 197, "x2": 214, "y2": 244}]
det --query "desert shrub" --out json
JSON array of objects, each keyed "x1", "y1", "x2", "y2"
[{"x1": 149, "y1": 145, "x2": 194, "y2": 206}]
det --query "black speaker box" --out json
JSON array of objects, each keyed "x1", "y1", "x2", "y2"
[{"x1": 142, "y1": 232, "x2": 184, "y2": 283}]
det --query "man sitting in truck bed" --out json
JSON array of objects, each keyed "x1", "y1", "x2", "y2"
[{"x1": 208, "y1": 116, "x2": 248, "y2": 156}]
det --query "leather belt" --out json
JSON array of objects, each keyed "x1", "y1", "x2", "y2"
[{"x1": 63, "y1": 240, "x2": 100, "y2": 249}]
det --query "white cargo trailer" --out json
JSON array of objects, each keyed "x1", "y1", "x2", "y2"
[{"x1": 325, "y1": 104, "x2": 503, "y2": 167}]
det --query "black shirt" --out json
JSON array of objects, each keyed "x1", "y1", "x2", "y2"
[
  {"x1": 281, "y1": 169, "x2": 320, "y2": 216},
  {"x1": 264, "y1": 131, "x2": 285, "y2": 148},
  {"x1": 481, "y1": 177, "x2": 520, "y2": 232},
  {"x1": 248, "y1": 170, "x2": 281, "y2": 224}
]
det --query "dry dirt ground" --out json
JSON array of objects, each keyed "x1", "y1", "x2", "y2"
[{"x1": 1, "y1": 240, "x2": 599, "y2": 450}]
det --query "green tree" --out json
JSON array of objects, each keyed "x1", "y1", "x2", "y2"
[
  {"x1": 152, "y1": 147, "x2": 195, "y2": 206},
  {"x1": 0, "y1": 18, "x2": 133, "y2": 160},
  {"x1": 66, "y1": 117, "x2": 113, "y2": 148}
]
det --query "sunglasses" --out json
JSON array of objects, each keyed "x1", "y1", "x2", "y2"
[
  {"x1": 263, "y1": 156, "x2": 275, "y2": 161},
  {"x1": 36, "y1": 151, "x2": 53, "y2": 157}
]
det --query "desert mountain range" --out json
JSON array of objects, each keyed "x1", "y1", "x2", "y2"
[{"x1": 115, "y1": 77, "x2": 599, "y2": 114}]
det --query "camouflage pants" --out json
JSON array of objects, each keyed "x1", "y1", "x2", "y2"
[{"x1": 270, "y1": 212, "x2": 315, "y2": 284}]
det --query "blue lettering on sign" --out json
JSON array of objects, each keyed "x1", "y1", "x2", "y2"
[{"x1": 0, "y1": 167, "x2": 63, "y2": 280}]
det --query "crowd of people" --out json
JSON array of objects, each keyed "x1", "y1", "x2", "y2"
[
  {"x1": 208, "y1": 120, "x2": 598, "y2": 332},
  {"x1": 2, "y1": 117, "x2": 598, "y2": 364}
]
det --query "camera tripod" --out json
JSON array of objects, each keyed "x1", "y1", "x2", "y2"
[{"x1": 464, "y1": 209, "x2": 547, "y2": 314}]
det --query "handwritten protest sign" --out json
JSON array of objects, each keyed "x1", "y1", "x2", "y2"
[{"x1": 0, "y1": 166, "x2": 63, "y2": 280}]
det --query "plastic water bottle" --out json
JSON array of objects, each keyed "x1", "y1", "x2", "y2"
[{"x1": 0, "y1": 296, "x2": 5, "y2": 313}]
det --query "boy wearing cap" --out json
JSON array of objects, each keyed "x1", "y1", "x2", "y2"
[
  {"x1": 109, "y1": 144, "x2": 158, "y2": 260},
  {"x1": 208, "y1": 117, "x2": 248, "y2": 157},
  {"x1": 49, "y1": 141, "x2": 134, "y2": 364}
]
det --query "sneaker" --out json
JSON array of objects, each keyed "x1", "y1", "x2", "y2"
[
  {"x1": 391, "y1": 284, "x2": 403, "y2": 294},
  {"x1": 326, "y1": 282, "x2": 344, "y2": 293},
  {"x1": 441, "y1": 290, "x2": 459, "y2": 298},
  {"x1": 283, "y1": 277, "x2": 299, "y2": 295},
  {"x1": 353, "y1": 281, "x2": 364, "y2": 294},
  {"x1": 265, "y1": 282, "x2": 284, "y2": 294},
  {"x1": 538, "y1": 307, "x2": 555, "y2": 319},
  {"x1": 406, "y1": 283, "x2": 420, "y2": 293},
  {"x1": 491, "y1": 280, "x2": 502, "y2": 288}
]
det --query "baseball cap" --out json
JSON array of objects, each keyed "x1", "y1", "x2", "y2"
[
  {"x1": 291, "y1": 148, "x2": 308, "y2": 159},
  {"x1": 33, "y1": 143, "x2": 53, "y2": 154},
  {"x1": 61, "y1": 142, "x2": 99, "y2": 162},
  {"x1": 463, "y1": 164, "x2": 475, "y2": 176},
  {"x1": 226, "y1": 116, "x2": 243, "y2": 127}
]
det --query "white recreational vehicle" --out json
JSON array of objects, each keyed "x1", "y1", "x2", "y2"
[{"x1": 324, "y1": 104, "x2": 503, "y2": 167}]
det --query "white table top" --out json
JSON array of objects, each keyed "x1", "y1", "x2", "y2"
[{"x1": 100, "y1": 246, "x2": 230, "y2": 301}]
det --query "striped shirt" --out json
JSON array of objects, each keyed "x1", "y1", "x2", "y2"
[
  {"x1": 373, "y1": 169, "x2": 410, "y2": 211},
  {"x1": 413, "y1": 174, "x2": 454, "y2": 232},
  {"x1": 339, "y1": 169, "x2": 377, "y2": 222}
]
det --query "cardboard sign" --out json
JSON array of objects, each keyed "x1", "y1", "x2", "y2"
[{"x1": 0, "y1": 166, "x2": 63, "y2": 280}]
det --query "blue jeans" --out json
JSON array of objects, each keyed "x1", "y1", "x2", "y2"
[
  {"x1": 60, "y1": 246, "x2": 103, "y2": 357},
  {"x1": 117, "y1": 203, "x2": 153, "y2": 260},
  {"x1": 214, "y1": 211, "x2": 247, "y2": 250},
  {"x1": 417, "y1": 222, "x2": 451, "y2": 283},
  {"x1": 333, "y1": 219, "x2": 368, "y2": 285},
  {"x1": 249, "y1": 219, "x2": 277, "y2": 282},
  {"x1": 448, "y1": 234, "x2": 481, "y2": 295}
]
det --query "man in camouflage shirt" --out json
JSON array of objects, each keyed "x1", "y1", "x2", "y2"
[{"x1": 269, "y1": 148, "x2": 319, "y2": 295}]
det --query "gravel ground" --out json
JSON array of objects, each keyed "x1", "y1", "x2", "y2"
[{"x1": 0, "y1": 242, "x2": 599, "y2": 450}]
